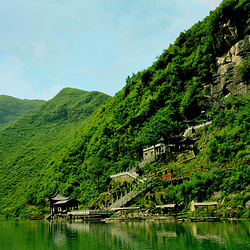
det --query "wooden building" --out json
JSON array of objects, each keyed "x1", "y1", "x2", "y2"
[
  {"x1": 46, "y1": 191, "x2": 79, "y2": 216},
  {"x1": 191, "y1": 201, "x2": 218, "y2": 218}
]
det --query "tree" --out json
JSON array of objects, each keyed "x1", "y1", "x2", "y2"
[{"x1": 88, "y1": 157, "x2": 107, "y2": 195}]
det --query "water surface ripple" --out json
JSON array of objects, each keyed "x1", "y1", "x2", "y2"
[{"x1": 0, "y1": 219, "x2": 250, "y2": 250}]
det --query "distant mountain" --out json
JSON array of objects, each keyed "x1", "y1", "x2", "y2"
[
  {"x1": 0, "y1": 88, "x2": 110, "y2": 217},
  {"x1": 0, "y1": 95, "x2": 45, "y2": 129}
]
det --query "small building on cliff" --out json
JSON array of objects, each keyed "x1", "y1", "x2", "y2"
[
  {"x1": 110, "y1": 170, "x2": 143, "y2": 183},
  {"x1": 143, "y1": 142, "x2": 166, "y2": 161}
]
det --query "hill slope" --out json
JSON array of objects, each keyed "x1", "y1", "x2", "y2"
[
  {"x1": 0, "y1": 88, "x2": 110, "y2": 217},
  {"x1": 40, "y1": 0, "x2": 250, "y2": 200},
  {"x1": 0, "y1": 95, "x2": 45, "y2": 129}
]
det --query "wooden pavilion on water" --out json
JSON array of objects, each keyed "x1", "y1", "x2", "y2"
[
  {"x1": 190, "y1": 201, "x2": 219, "y2": 221},
  {"x1": 46, "y1": 190, "x2": 79, "y2": 216},
  {"x1": 45, "y1": 191, "x2": 112, "y2": 220}
]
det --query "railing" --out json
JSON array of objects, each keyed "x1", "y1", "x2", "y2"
[
  {"x1": 110, "y1": 172, "x2": 138, "y2": 179},
  {"x1": 68, "y1": 209, "x2": 112, "y2": 215},
  {"x1": 183, "y1": 121, "x2": 212, "y2": 137},
  {"x1": 110, "y1": 171, "x2": 144, "y2": 183},
  {"x1": 108, "y1": 183, "x2": 152, "y2": 210},
  {"x1": 161, "y1": 174, "x2": 172, "y2": 181},
  {"x1": 162, "y1": 159, "x2": 250, "y2": 181}
]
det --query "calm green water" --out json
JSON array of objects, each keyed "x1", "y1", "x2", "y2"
[{"x1": 0, "y1": 219, "x2": 250, "y2": 250}]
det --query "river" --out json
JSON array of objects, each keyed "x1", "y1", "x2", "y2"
[{"x1": 0, "y1": 219, "x2": 250, "y2": 250}]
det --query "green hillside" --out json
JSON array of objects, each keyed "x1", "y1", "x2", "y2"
[
  {"x1": 1, "y1": 0, "x2": 250, "y2": 218},
  {"x1": 0, "y1": 88, "x2": 110, "y2": 217},
  {"x1": 0, "y1": 95, "x2": 45, "y2": 129}
]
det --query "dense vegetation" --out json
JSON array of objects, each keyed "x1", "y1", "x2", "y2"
[
  {"x1": 0, "y1": 88, "x2": 110, "y2": 217},
  {"x1": 1, "y1": 0, "x2": 250, "y2": 218},
  {"x1": 0, "y1": 95, "x2": 45, "y2": 129},
  {"x1": 131, "y1": 94, "x2": 250, "y2": 218}
]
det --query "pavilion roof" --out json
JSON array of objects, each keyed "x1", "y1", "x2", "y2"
[
  {"x1": 193, "y1": 202, "x2": 217, "y2": 207},
  {"x1": 47, "y1": 190, "x2": 71, "y2": 201},
  {"x1": 156, "y1": 204, "x2": 177, "y2": 208},
  {"x1": 53, "y1": 198, "x2": 79, "y2": 206}
]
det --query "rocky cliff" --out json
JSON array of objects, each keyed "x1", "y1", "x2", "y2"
[{"x1": 205, "y1": 23, "x2": 250, "y2": 106}]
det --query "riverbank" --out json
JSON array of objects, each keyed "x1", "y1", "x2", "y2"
[{"x1": 103, "y1": 217, "x2": 220, "y2": 222}]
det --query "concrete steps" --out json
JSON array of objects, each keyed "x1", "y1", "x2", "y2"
[{"x1": 108, "y1": 184, "x2": 151, "y2": 210}]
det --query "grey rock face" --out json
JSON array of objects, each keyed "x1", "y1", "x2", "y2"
[{"x1": 205, "y1": 33, "x2": 250, "y2": 105}]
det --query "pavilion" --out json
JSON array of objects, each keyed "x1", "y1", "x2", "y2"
[{"x1": 46, "y1": 190, "x2": 79, "y2": 215}]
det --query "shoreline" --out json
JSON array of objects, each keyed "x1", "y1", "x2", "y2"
[
  {"x1": 102, "y1": 217, "x2": 221, "y2": 223},
  {"x1": 41, "y1": 214, "x2": 247, "y2": 222},
  {"x1": 1, "y1": 216, "x2": 248, "y2": 222}
]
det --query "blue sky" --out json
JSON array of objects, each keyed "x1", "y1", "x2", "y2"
[{"x1": 0, "y1": 0, "x2": 222, "y2": 100}]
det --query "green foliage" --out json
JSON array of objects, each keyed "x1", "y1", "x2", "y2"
[
  {"x1": 220, "y1": 164, "x2": 250, "y2": 194},
  {"x1": 1, "y1": 0, "x2": 250, "y2": 218},
  {"x1": 0, "y1": 95, "x2": 45, "y2": 129},
  {"x1": 205, "y1": 94, "x2": 250, "y2": 163},
  {"x1": 236, "y1": 58, "x2": 250, "y2": 83},
  {"x1": 0, "y1": 88, "x2": 110, "y2": 217},
  {"x1": 135, "y1": 165, "x2": 250, "y2": 215}
]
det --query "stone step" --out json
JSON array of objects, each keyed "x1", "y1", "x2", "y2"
[{"x1": 108, "y1": 184, "x2": 151, "y2": 210}]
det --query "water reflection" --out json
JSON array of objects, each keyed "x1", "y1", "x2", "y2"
[{"x1": 1, "y1": 219, "x2": 250, "y2": 250}]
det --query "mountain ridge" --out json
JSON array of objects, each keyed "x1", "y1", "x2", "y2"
[
  {"x1": 1, "y1": 0, "x2": 250, "y2": 218},
  {"x1": 0, "y1": 95, "x2": 45, "y2": 129},
  {"x1": 0, "y1": 88, "x2": 110, "y2": 217}
]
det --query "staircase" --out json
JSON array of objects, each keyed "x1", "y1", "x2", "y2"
[
  {"x1": 108, "y1": 184, "x2": 151, "y2": 210},
  {"x1": 107, "y1": 121, "x2": 212, "y2": 211},
  {"x1": 183, "y1": 121, "x2": 212, "y2": 137}
]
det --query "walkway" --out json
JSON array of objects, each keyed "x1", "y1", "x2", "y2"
[
  {"x1": 183, "y1": 121, "x2": 212, "y2": 137},
  {"x1": 163, "y1": 159, "x2": 250, "y2": 181},
  {"x1": 108, "y1": 184, "x2": 151, "y2": 210}
]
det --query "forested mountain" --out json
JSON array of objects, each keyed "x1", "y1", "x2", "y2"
[
  {"x1": 0, "y1": 88, "x2": 110, "y2": 217},
  {"x1": 1, "y1": 0, "x2": 250, "y2": 218},
  {"x1": 0, "y1": 95, "x2": 45, "y2": 129}
]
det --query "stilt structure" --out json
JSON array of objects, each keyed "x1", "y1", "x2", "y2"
[{"x1": 45, "y1": 190, "x2": 79, "y2": 218}]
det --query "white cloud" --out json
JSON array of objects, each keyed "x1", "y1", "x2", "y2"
[
  {"x1": 193, "y1": 0, "x2": 222, "y2": 10},
  {"x1": 0, "y1": 65, "x2": 32, "y2": 98},
  {"x1": 18, "y1": 84, "x2": 64, "y2": 101},
  {"x1": 0, "y1": 0, "x2": 219, "y2": 99},
  {"x1": 39, "y1": 85, "x2": 64, "y2": 101},
  {"x1": 29, "y1": 40, "x2": 48, "y2": 59},
  {"x1": 0, "y1": 74, "x2": 32, "y2": 96},
  {"x1": 0, "y1": 55, "x2": 61, "y2": 101},
  {"x1": 3, "y1": 55, "x2": 25, "y2": 72},
  {"x1": 0, "y1": 56, "x2": 32, "y2": 98},
  {"x1": 52, "y1": 65, "x2": 89, "y2": 82}
]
